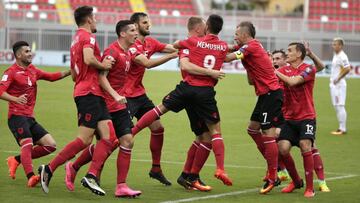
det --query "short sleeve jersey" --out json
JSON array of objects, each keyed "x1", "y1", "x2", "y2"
[
  {"x1": 123, "y1": 37, "x2": 166, "y2": 97},
  {"x1": 331, "y1": 50, "x2": 350, "y2": 85},
  {"x1": 278, "y1": 63, "x2": 316, "y2": 120},
  {"x1": 101, "y1": 41, "x2": 132, "y2": 112},
  {"x1": 0, "y1": 64, "x2": 61, "y2": 118},
  {"x1": 238, "y1": 39, "x2": 280, "y2": 95},
  {"x1": 178, "y1": 48, "x2": 190, "y2": 80},
  {"x1": 70, "y1": 29, "x2": 103, "y2": 98},
  {"x1": 178, "y1": 34, "x2": 228, "y2": 87}
]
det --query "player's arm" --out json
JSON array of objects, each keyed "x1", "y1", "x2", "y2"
[
  {"x1": 334, "y1": 56, "x2": 351, "y2": 84},
  {"x1": 275, "y1": 70, "x2": 305, "y2": 87},
  {"x1": 303, "y1": 41, "x2": 325, "y2": 72},
  {"x1": 38, "y1": 69, "x2": 71, "y2": 82},
  {"x1": 246, "y1": 73, "x2": 254, "y2": 85},
  {"x1": 0, "y1": 72, "x2": 27, "y2": 104},
  {"x1": 161, "y1": 44, "x2": 177, "y2": 53},
  {"x1": 172, "y1": 40, "x2": 181, "y2": 49},
  {"x1": 225, "y1": 50, "x2": 244, "y2": 62},
  {"x1": 83, "y1": 47, "x2": 114, "y2": 70},
  {"x1": 180, "y1": 57, "x2": 225, "y2": 79},
  {"x1": 0, "y1": 92, "x2": 27, "y2": 105},
  {"x1": 70, "y1": 69, "x2": 76, "y2": 82},
  {"x1": 133, "y1": 52, "x2": 178, "y2": 69},
  {"x1": 98, "y1": 71, "x2": 126, "y2": 104}
]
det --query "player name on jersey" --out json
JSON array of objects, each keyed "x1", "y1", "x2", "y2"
[{"x1": 196, "y1": 41, "x2": 226, "y2": 51}]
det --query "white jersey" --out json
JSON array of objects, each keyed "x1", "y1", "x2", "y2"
[{"x1": 330, "y1": 50, "x2": 350, "y2": 86}]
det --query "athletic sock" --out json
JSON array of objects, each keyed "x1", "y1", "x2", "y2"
[
  {"x1": 302, "y1": 151, "x2": 314, "y2": 191},
  {"x1": 247, "y1": 128, "x2": 265, "y2": 158},
  {"x1": 20, "y1": 138, "x2": 34, "y2": 178},
  {"x1": 212, "y1": 133, "x2": 225, "y2": 170},
  {"x1": 150, "y1": 127, "x2": 164, "y2": 170},
  {"x1": 262, "y1": 136, "x2": 278, "y2": 182},
  {"x1": 183, "y1": 141, "x2": 199, "y2": 173},
  {"x1": 190, "y1": 142, "x2": 212, "y2": 174},
  {"x1": 281, "y1": 153, "x2": 302, "y2": 183},
  {"x1": 88, "y1": 139, "x2": 113, "y2": 177},
  {"x1": 117, "y1": 146, "x2": 132, "y2": 184},
  {"x1": 72, "y1": 144, "x2": 95, "y2": 171},
  {"x1": 49, "y1": 137, "x2": 86, "y2": 173},
  {"x1": 336, "y1": 105, "x2": 347, "y2": 132},
  {"x1": 312, "y1": 148, "x2": 325, "y2": 180},
  {"x1": 132, "y1": 106, "x2": 163, "y2": 136}
]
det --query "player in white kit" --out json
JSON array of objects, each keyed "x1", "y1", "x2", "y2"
[{"x1": 329, "y1": 38, "x2": 351, "y2": 135}]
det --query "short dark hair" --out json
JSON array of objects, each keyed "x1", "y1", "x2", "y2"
[
  {"x1": 238, "y1": 21, "x2": 256, "y2": 38},
  {"x1": 12, "y1": 41, "x2": 29, "y2": 55},
  {"x1": 187, "y1": 16, "x2": 204, "y2": 31},
  {"x1": 115, "y1": 20, "x2": 134, "y2": 37},
  {"x1": 74, "y1": 6, "x2": 93, "y2": 26},
  {"x1": 130, "y1": 12, "x2": 148, "y2": 24},
  {"x1": 206, "y1": 14, "x2": 223, "y2": 34},
  {"x1": 272, "y1": 49, "x2": 286, "y2": 59},
  {"x1": 288, "y1": 42, "x2": 306, "y2": 60}
]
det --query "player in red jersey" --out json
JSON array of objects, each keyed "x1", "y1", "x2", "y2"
[
  {"x1": 227, "y1": 21, "x2": 282, "y2": 194},
  {"x1": 38, "y1": 6, "x2": 116, "y2": 196},
  {"x1": 275, "y1": 42, "x2": 319, "y2": 198},
  {"x1": 131, "y1": 14, "x2": 233, "y2": 191},
  {"x1": 63, "y1": 20, "x2": 142, "y2": 197},
  {"x1": 0, "y1": 41, "x2": 70, "y2": 187},
  {"x1": 125, "y1": 12, "x2": 178, "y2": 186}
]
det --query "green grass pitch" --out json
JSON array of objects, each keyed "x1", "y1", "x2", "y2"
[{"x1": 0, "y1": 66, "x2": 359, "y2": 203}]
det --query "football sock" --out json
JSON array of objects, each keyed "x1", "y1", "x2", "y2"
[
  {"x1": 312, "y1": 148, "x2": 325, "y2": 180},
  {"x1": 150, "y1": 127, "x2": 164, "y2": 170},
  {"x1": 117, "y1": 146, "x2": 132, "y2": 184},
  {"x1": 72, "y1": 144, "x2": 95, "y2": 171},
  {"x1": 190, "y1": 142, "x2": 212, "y2": 174},
  {"x1": 335, "y1": 105, "x2": 347, "y2": 132},
  {"x1": 302, "y1": 151, "x2": 314, "y2": 191},
  {"x1": 88, "y1": 138, "x2": 113, "y2": 177},
  {"x1": 14, "y1": 145, "x2": 56, "y2": 163},
  {"x1": 132, "y1": 106, "x2": 163, "y2": 136},
  {"x1": 49, "y1": 137, "x2": 86, "y2": 173},
  {"x1": 183, "y1": 141, "x2": 199, "y2": 173},
  {"x1": 247, "y1": 128, "x2": 265, "y2": 157},
  {"x1": 281, "y1": 153, "x2": 302, "y2": 183},
  {"x1": 20, "y1": 138, "x2": 34, "y2": 179},
  {"x1": 212, "y1": 134, "x2": 225, "y2": 170},
  {"x1": 262, "y1": 136, "x2": 278, "y2": 182}
]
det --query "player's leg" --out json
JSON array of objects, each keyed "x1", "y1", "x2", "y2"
[
  {"x1": 276, "y1": 127, "x2": 290, "y2": 181},
  {"x1": 312, "y1": 143, "x2": 330, "y2": 192},
  {"x1": 330, "y1": 84, "x2": 347, "y2": 135}
]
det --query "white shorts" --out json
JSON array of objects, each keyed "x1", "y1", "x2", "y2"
[{"x1": 330, "y1": 83, "x2": 347, "y2": 106}]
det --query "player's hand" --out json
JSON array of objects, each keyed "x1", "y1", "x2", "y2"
[
  {"x1": 169, "y1": 51, "x2": 178, "y2": 59},
  {"x1": 114, "y1": 95, "x2": 127, "y2": 104},
  {"x1": 209, "y1": 70, "x2": 225, "y2": 80},
  {"x1": 333, "y1": 79, "x2": 339, "y2": 85},
  {"x1": 302, "y1": 41, "x2": 313, "y2": 57},
  {"x1": 15, "y1": 94, "x2": 27, "y2": 105},
  {"x1": 102, "y1": 56, "x2": 115, "y2": 70}
]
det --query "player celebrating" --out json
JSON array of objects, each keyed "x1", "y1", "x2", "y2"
[
  {"x1": 131, "y1": 14, "x2": 233, "y2": 191},
  {"x1": 329, "y1": 38, "x2": 350, "y2": 135},
  {"x1": 0, "y1": 41, "x2": 70, "y2": 187},
  {"x1": 38, "y1": 6, "x2": 116, "y2": 195},
  {"x1": 227, "y1": 21, "x2": 282, "y2": 194},
  {"x1": 125, "y1": 12, "x2": 177, "y2": 186}
]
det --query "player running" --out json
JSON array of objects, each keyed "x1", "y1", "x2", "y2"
[{"x1": 1, "y1": 41, "x2": 70, "y2": 187}]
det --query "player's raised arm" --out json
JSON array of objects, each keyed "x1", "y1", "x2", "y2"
[
  {"x1": 303, "y1": 41, "x2": 325, "y2": 73},
  {"x1": 180, "y1": 57, "x2": 225, "y2": 80},
  {"x1": 83, "y1": 47, "x2": 115, "y2": 70},
  {"x1": 133, "y1": 52, "x2": 178, "y2": 69}
]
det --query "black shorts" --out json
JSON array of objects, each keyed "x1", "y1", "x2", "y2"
[
  {"x1": 75, "y1": 94, "x2": 111, "y2": 129},
  {"x1": 163, "y1": 81, "x2": 220, "y2": 124},
  {"x1": 250, "y1": 89, "x2": 284, "y2": 130},
  {"x1": 278, "y1": 119, "x2": 316, "y2": 147},
  {"x1": 110, "y1": 109, "x2": 134, "y2": 138},
  {"x1": 185, "y1": 105, "x2": 209, "y2": 136},
  {"x1": 8, "y1": 115, "x2": 49, "y2": 146},
  {"x1": 126, "y1": 94, "x2": 156, "y2": 120}
]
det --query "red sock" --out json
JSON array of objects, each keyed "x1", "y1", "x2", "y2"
[
  {"x1": 247, "y1": 128, "x2": 265, "y2": 158},
  {"x1": 302, "y1": 151, "x2": 314, "y2": 191},
  {"x1": 278, "y1": 154, "x2": 286, "y2": 170},
  {"x1": 183, "y1": 141, "x2": 199, "y2": 173},
  {"x1": 72, "y1": 144, "x2": 95, "y2": 171},
  {"x1": 117, "y1": 146, "x2": 132, "y2": 184},
  {"x1": 20, "y1": 138, "x2": 34, "y2": 178},
  {"x1": 212, "y1": 134, "x2": 225, "y2": 170},
  {"x1": 49, "y1": 137, "x2": 86, "y2": 173},
  {"x1": 150, "y1": 127, "x2": 164, "y2": 171},
  {"x1": 281, "y1": 153, "x2": 302, "y2": 183},
  {"x1": 312, "y1": 148, "x2": 325, "y2": 180},
  {"x1": 132, "y1": 107, "x2": 162, "y2": 136},
  {"x1": 262, "y1": 136, "x2": 278, "y2": 182},
  {"x1": 190, "y1": 142, "x2": 212, "y2": 174},
  {"x1": 88, "y1": 139, "x2": 113, "y2": 177},
  {"x1": 31, "y1": 145, "x2": 56, "y2": 159}
]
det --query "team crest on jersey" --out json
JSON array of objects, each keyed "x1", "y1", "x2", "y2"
[
  {"x1": 27, "y1": 76, "x2": 32, "y2": 86},
  {"x1": 305, "y1": 67, "x2": 312, "y2": 73},
  {"x1": 182, "y1": 49, "x2": 189, "y2": 55},
  {"x1": 129, "y1": 47, "x2": 137, "y2": 54},
  {"x1": 1, "y1": 74, "x2": 8, "y2": 81},
  {"x1": 90, "y1": 37, "x2": 95, "y2": 45}
]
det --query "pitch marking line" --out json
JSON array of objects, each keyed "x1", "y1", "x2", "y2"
[{"x1": 160, "y1": 174, "x2": 358, "y2": 203}]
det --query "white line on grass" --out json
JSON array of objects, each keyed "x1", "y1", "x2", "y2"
[{"x1": 160, "y1": 174, "x2": 358, "y2": 203}]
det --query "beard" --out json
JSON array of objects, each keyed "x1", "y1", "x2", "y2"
[{"x1": 139, "y1": 28, "x2": 149, "y2": 36}]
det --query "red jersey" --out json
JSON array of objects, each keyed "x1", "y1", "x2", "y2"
[
  {"x1": 179, "y1": 48, "x2": 189, "y2": 80},
  {"x1": 278, "y1": 63, "x2": 316, "y2": 120},
  {"x1": 238, "y1": 39, "x2": 280, "y2": 95},
  {"x1": 123, "y1": 37, "x2": 166, "y2": 98},
  {"x1": 70, "y1": 29, "x2": 103, "y2": 98},
  {"x1": 101, "y1": 41, "x2": 131, "y2": 113},
  {"x1": 0, "y1": 64, "x2": 62, "y2": 118},
  {"x1": 178, "y1": 34, "x2": 228, "y2": 87}
]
